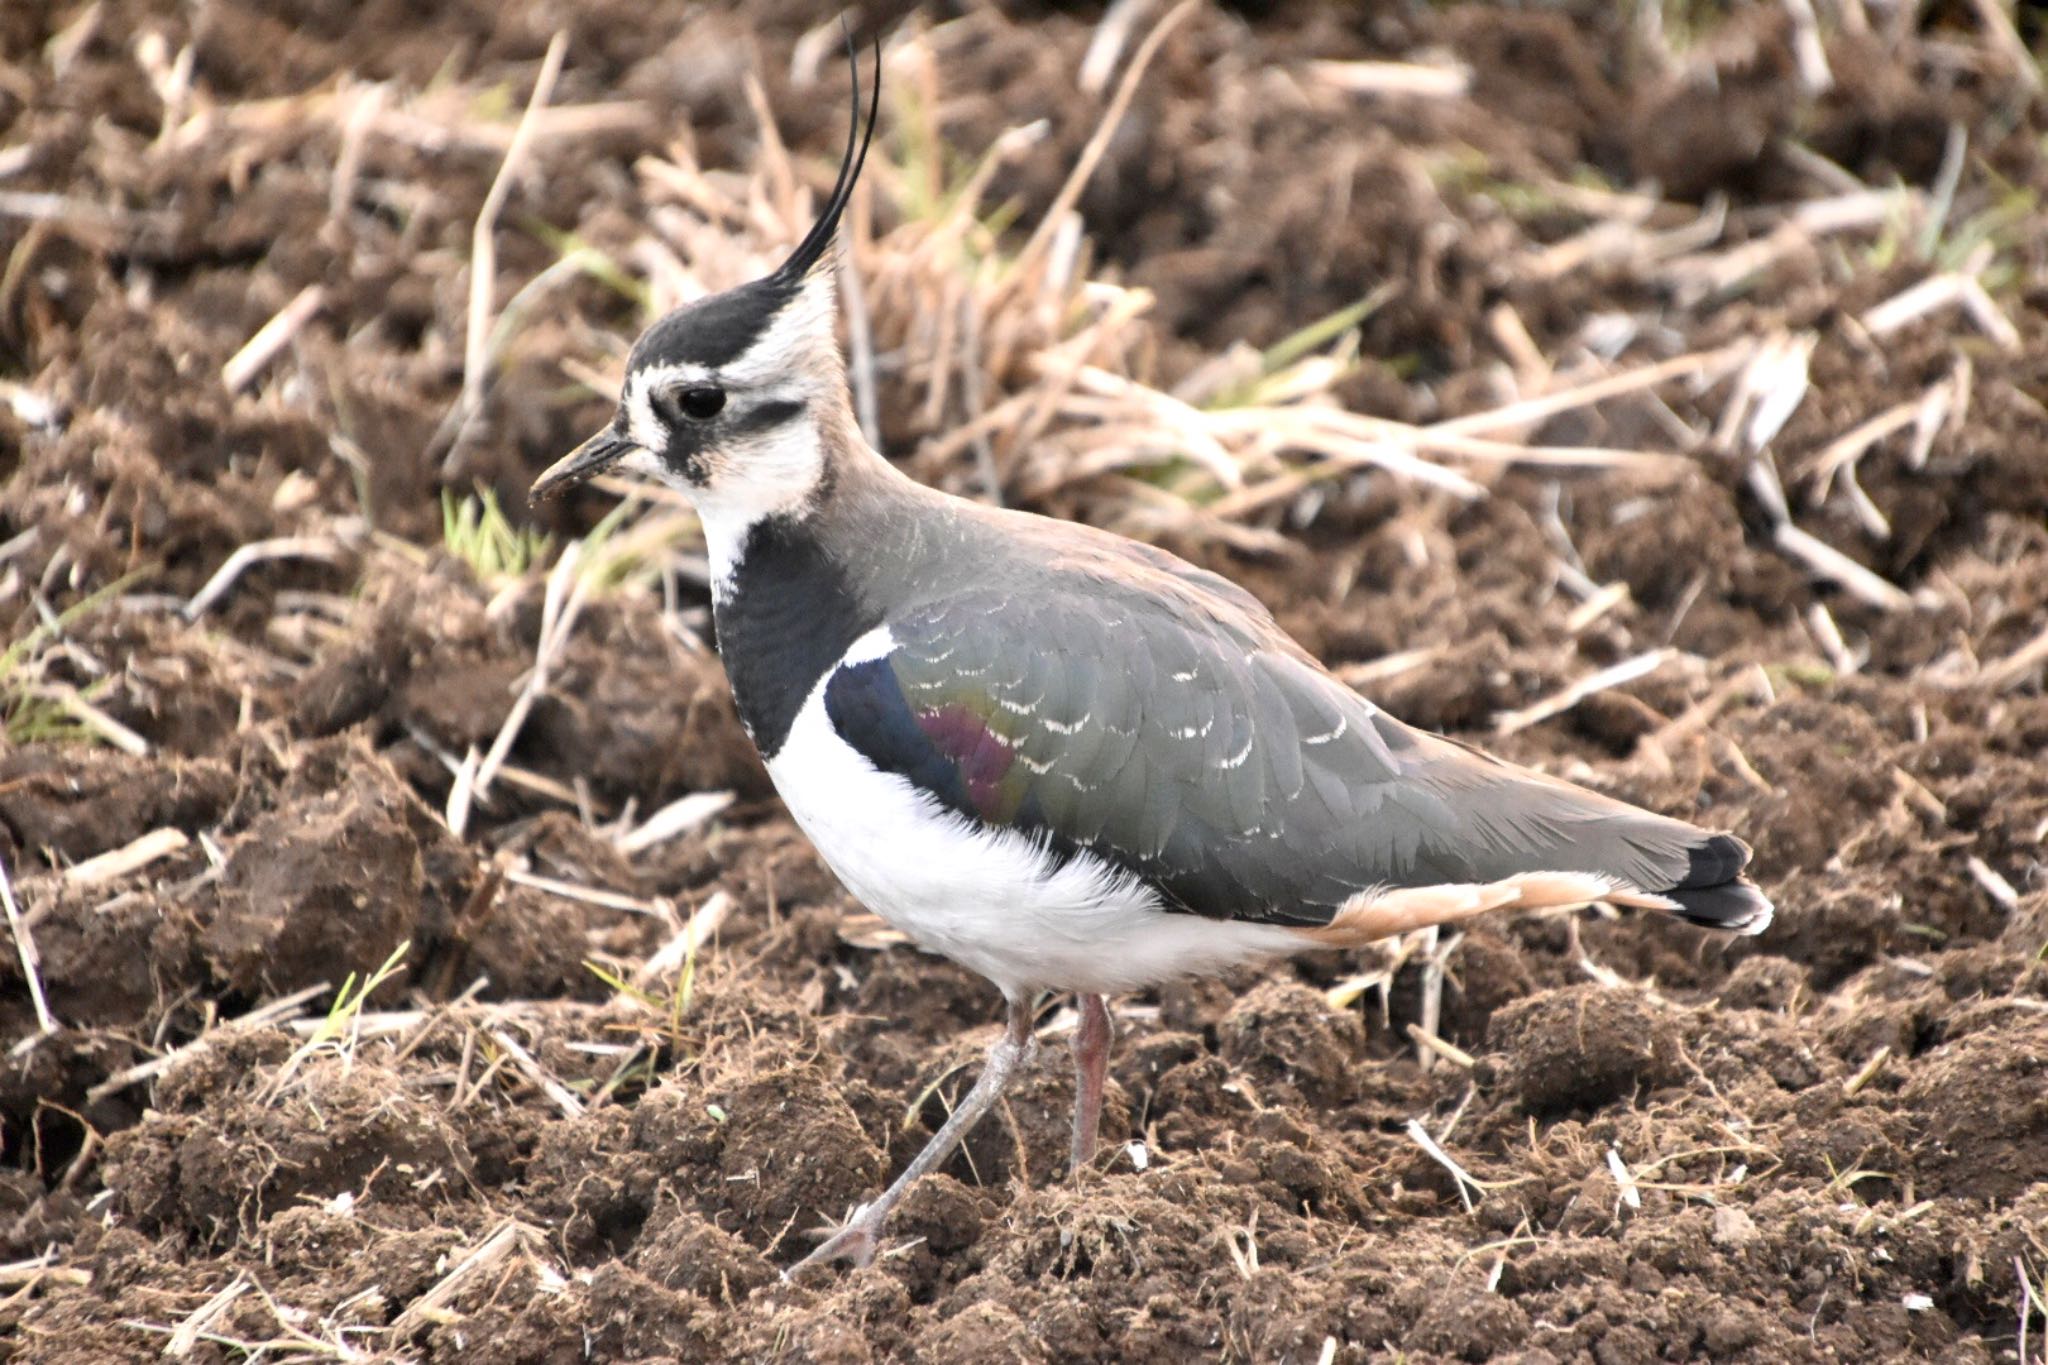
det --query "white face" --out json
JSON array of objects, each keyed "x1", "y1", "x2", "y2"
[{"x1": 612, "y1": 271, "x2": 844, "y2": 593}]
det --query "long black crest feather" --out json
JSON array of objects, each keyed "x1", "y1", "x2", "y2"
[{"x1": 773, "y1": 25, "x2": 881, "y2": 283}]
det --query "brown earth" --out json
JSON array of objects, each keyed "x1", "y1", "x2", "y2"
[{"x1": 3, "y1": 1, "x2": 2047, "y2": 1362}]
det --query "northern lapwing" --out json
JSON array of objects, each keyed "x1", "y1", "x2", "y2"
[{"x1": 531, "y1": 44, "x2": 1772, "y2": 1272}]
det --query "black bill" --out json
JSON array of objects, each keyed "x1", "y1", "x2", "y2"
[{"x1": 529, "y1": 429, "x2": 636, "y2": 504}]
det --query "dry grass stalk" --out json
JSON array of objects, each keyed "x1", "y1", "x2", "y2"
[
  {"x1": 631, "y1": 890, "x2": 734, "y2": 991},
  {"x1": 1906, "y1": 363, "x2": 1963, "y2": 470},
  {"x1": 1494, "y1": 648, "x2": 1676, "y2": 737},
  {"x1": 1781, "y1": 0, "x2": 1834, "y2": 93},
  {"x1": 160, "y1": 76, "x2": 646, "y2": 158},
  {"x1": 326, "y1": 82, "x2": 386, "y2": 227},
  {"x1": 617, "y1": 791, "x2": 737, "y2": 856},
  {"x1": 1437, "y1": 343, "x2": 1752, "y2": 442},
  {"x1": 1844, "y1": 1045, "x2": 1892, "y2": 1096},
  {"x1": 1606, "y1": 1147, "x2": 1643, "y2": 1210},
  {"x1": 438, "y1": 31, "x2": 569, "y2": 472},
  {"x1": 1078, "y1": 0, "x2": 1148, "y2": 95},
  {"x1": 24, "y1": 683, "x2": 150, "y2": 755},
  {"x1": 1891, "y1": 767, "x2": 1948, "y2": 825},
  {"x1": 1529, "y1": 198, "x2": 1718, "y2": 283},
  {"x1": 1969, "y1": 0, "x2": 2044, "y2": 91},
  {"x1": 1404, "y1": 1117, "x2": 1485, "y2": 1212},
  {"x1": 1862, "y1": 272, "x2": 2021, "y2": 350},
  {"x1": 1808, "y1": 400, "x2": 1921, "y2": 506},
  {"x1": 1565, "y1": 582, "x2": 1632, "y2": 635},
  {"x1": 1336, "y1": 646, "x2": 1446, "y2": 689},
  {"x1": 504, "y1": 867, "x2": 667, "y2": 917},
  {"x1": 2, "y1": 853, "x2": 56, "y2": 1036},
  {"x1": 1007, "y1": 0, "x2": 1197, "y2": 290},
  {"x1": 286, "y1": 1009, "x2": 423, "y2": 1042},
  {"x1": 1635, "y1": 664, "x2": 1772, "y2": 764},
  {"x1": 1772, "y1": 525, "x2": 1915, "y2": 612},
  {"x1": 2015, "y1": 1254, "x2": 2045, "y2": 1365},
  {"x1": 1405, "y1": 1022, "x2": 1477, "y2": 1070},
  {"x1": 0, "y1": 1252, "x2": 91, "y2": 1289},
  {"x1": 1728, "y1": 377, "x2": 1919, "y2": 611},
  {"x1": 1974, "y1": 623, "x2": 2048, "y2": 692},
  {"x1": 183, "y1": 535, "x2": 350, "y2": 619},
  {"x1": 1963, "y1": 856, "x2": 2020, "y2": 912},
  {"x1": 1310, "y1": 59, "x2": 1473, "y2": 100},
  {"x1": 468, "y1": 541, "x2": 586, "y2": 831},
  {"x1": 443, "y1": 746, "x2": 482, "y2": 839},
  {"x1": 86, "y1": 981, "x2": 330, "y2": 1102},
  {"x1": 220, "y1": 284, "x2": 324, "y2": 394},
  {"x1": 1414, "y1": 927, "x2": 1463, "y2": 1071},
  {"x1": 487, "y1": 1027, "x2": 585, "y2": 1118},
  {"x1": 1718, "y1": 332, "x2": 1815, "y2": 455},
  {"x1": 393, "y1": 1221, "x2": 545, "y2": 1334},
  {"x1": 163, "y1": 1275, "x2": 250, "y2": 1359},
  {"x1": 0, "y1": 189, "x2": 168, "y2": 242},
  {"x1": 1805, "y1": 601, "x2": 1863, "y2": 676},
  {"x1": 60, "y1": 827, "x2": 188, "y2": 888},
  {"x1": 1200, "y1": 398, "x2": 1691, "y2": 521},
  {"x1": 1325, "y1": 933, "x2": 1423, "y2": 1017}
]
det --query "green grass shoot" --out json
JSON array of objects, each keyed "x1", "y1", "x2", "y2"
[{"x1": 442, "y1": 485, "x2": 553, "y2": 582}]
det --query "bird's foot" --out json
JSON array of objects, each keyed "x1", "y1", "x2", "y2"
[{"x1": 782, "y1": 1202, "x2": 887, "y2": 1278}]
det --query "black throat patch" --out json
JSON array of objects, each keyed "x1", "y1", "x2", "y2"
[{"x1": 714, "y1": 514, "x2": 878, "y2": 761}]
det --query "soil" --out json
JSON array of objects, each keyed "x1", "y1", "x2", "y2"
[{"x1": 4, "y1": 2, "x2": 2047, "y2": 1362}]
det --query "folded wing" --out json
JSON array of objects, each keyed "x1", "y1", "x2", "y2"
[{"x1": 823, "y1": 577, "x2": 1769, "y2": 939}]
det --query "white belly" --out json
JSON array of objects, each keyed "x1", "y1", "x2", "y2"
[{"x1": 764, "y1": 628, "x2": 1306, "y2": 998}]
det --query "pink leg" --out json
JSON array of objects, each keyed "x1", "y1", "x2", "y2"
[
  {"x1": 1070, "y1": 993, "x2": 1114, "y2": 1172},
  {"x1": 787, "y1": 995, "x2": 1036, "y2": 1275}
]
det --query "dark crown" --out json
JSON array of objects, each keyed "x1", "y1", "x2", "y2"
[{"x1": 629, "y1": 28, "x2": 881, "y2": 375}]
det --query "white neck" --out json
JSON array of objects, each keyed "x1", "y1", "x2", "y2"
[
  {"x1": 698, "y1": 478, "x2": 804, "y2": 604},
  {"x1": 623, "y1": 421, "x2": 826, "y2": 604}
]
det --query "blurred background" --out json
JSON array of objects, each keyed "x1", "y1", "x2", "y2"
[{"x1": 2, "y1": 2, "x2": 2045, "y2": 1360}]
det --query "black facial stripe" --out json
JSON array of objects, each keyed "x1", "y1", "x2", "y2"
[
  {"x1": 658, "y1": 420, "x2": 710, "y2": 486},
  {"x1": 732, "y1": 398, "x2": 804, "y2": 434}
]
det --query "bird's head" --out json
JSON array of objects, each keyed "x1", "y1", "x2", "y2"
[{"x1": 531, "y1": 40, "x2": 878, "y2": 537}]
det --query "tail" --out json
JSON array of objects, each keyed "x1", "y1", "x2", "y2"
[
  {"x1": 1661, "y1": 832, "x2": 1774, "y2": 934},
  {"x1": 1281, "y1": 702, "x2": 1775, "y2": 949}
]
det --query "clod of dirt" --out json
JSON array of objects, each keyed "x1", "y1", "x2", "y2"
[
  {"x1": 1718, "y1": 953, "x2": 1811, "y2": 1013},
  {"x1": 202, "y1": 743, "x2": 429, "y2": 996},
  {"x1": 713, "y1": 1061, "x2": 885, "y2": 1244},
  {"x1": 534, "y1": 611, "x2": 770, "y2": 805},
  {"x1": 1216, "y1": 978, "x2": 1366, "y2": 1109},
  {"x1": 24, "y1": 888, "x2": 198, "y2": 1030},
  {"x1": 1407, "y1": 1282, "x2": 1534, "y2": 1362},
  {"x1": 1487, "y1": 985, "x2": 1684, "y2": 1116},
  {"x1": 0, "y1": 749, "x2": 233, "y2": 866},
  {"x1": 454, "y1": 885, "x2": 609, "y2": 1001},
  {"x1": 1624, "y1": 9, "x2": 1802, "y2": 200},
  {"x1": 1429, "y1": 929, "x2": 1538, "y2": 1043},
  {"x1": 889, "y1": 1172, "x2": 990, "y2": 1265},
  {"x1": 292, "y1": 579, "x2": 420, "y2": 737},
  {"x1": 911, "y1": 1301, "x2": 1043, "y2": 1364},
  {"x1": 630, "y1": 1201, "x2": 776, "y2": 1303},
  {"x1": 106, "y1": 1042, "x2": 471, "y2": 1243},
  {"x1": 1900, "y1": 1016, "x2": 2048, "y2": 1201}
]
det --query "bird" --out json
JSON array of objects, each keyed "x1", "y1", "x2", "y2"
[{"x1": 530, "y1": 42, "x2": 1772, "y2": 1274}]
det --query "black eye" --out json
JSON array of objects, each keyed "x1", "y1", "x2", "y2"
[{"x1": 659, "y1": 385, "x2": 725, "y2": 423}]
